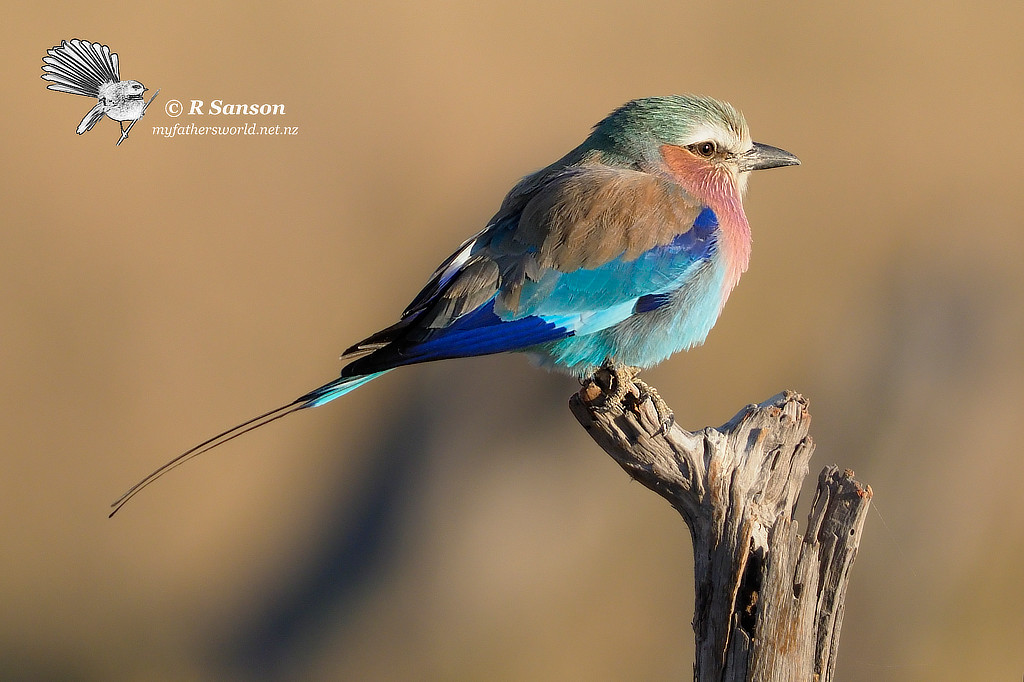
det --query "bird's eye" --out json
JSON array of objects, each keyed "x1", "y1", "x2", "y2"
[{"x1": 692, "y1": 141, "x2": 717, "y2": 158}]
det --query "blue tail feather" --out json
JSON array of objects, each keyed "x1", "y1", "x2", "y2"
[{"x1": 299, "y1": 371, "x2": 390, "y2": 407}]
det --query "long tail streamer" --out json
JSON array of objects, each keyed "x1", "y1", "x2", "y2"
[{"x1": 109, "y1": 371, "x2": 387, "y2": 517}]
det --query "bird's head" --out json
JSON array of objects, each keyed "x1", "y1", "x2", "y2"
[
  {"x1": 588, "y1": 95, "x2": 799, "y2": 200},
  {"x1": 119, "y1": 80, "x2": 147, "y2": 100}
]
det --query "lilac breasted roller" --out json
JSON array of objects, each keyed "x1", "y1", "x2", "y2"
[{"x1": 111, "y1": 95, "x2": 799, "y2": 515}]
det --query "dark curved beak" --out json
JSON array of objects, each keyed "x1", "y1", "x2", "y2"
[{"x1": 739, "y1": 142, "x2": 800, "y2": 172}]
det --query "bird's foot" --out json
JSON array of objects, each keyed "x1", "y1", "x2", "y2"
[
  {"x1": 593, "y1": 359, "x2": 638, "y2": 408},
  {"x1": 631, "y1": 376, "x2": 675, "y2": 433},
  {"x1": 592, "y1": 361, "x2": 674, "y2": 433}
]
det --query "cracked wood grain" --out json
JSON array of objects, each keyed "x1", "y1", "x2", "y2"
[{"x1": 570, "y1": 371, "x2": 871, "y2": 681}]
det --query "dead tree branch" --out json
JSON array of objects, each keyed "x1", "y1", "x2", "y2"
[{"x1": 569, "y1": 370, "x2": 871, "y2": 681}]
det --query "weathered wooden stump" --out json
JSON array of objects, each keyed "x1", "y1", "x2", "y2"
[{"x1": 570, "y1": 371, "x2": 871, "y2": 682}]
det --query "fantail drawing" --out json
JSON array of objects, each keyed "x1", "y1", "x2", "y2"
[{"x1": 42, "y1": 39, "x2": 158, "y2": 144}]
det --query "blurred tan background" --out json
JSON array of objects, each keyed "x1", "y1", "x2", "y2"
[{"x1": 3, "y1": 1, "x2": 1023, "y2": 680}]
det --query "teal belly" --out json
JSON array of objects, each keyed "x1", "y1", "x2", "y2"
[{"x1": 528, "y1": 259, "x2": 727, "y2": 375}]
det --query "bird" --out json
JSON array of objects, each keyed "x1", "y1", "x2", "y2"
[
  {"x1": 42, "y1": 39, "x2": 154, "y2": 142},
  {"x1": 109, "y1": 95, "x2": 799, "y2": 516}
]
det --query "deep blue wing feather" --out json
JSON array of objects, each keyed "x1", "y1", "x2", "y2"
[{"x1": 343, "y1": 206, "x2": 718, "y2": 375}]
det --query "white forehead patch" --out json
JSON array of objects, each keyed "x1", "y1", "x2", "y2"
[{"x1": 683, "y1": 121, "x2": 752, "y2": 154}]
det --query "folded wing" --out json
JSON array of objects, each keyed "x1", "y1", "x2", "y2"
[{"x1": 341, "y1": 163, "x2": 716, "y2": 376}]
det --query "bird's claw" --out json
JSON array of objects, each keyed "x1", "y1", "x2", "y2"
[
  {"x1": 632, "y1": 377, "x2": 675, "y2": 434},
  {"x1": 599, "y1": 360, "x2": 638, "y2": 407},
  {"x1": 592, "y1": 361, "x2": 674, "y2": 433}
]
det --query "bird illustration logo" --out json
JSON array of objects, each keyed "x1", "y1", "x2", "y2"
[
  {"x1": 42, "y1": 39, "x2": 159, "y2": 146},
  {"x1": 109, "y1": 95, "x2": 800, "y2": 515}
]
